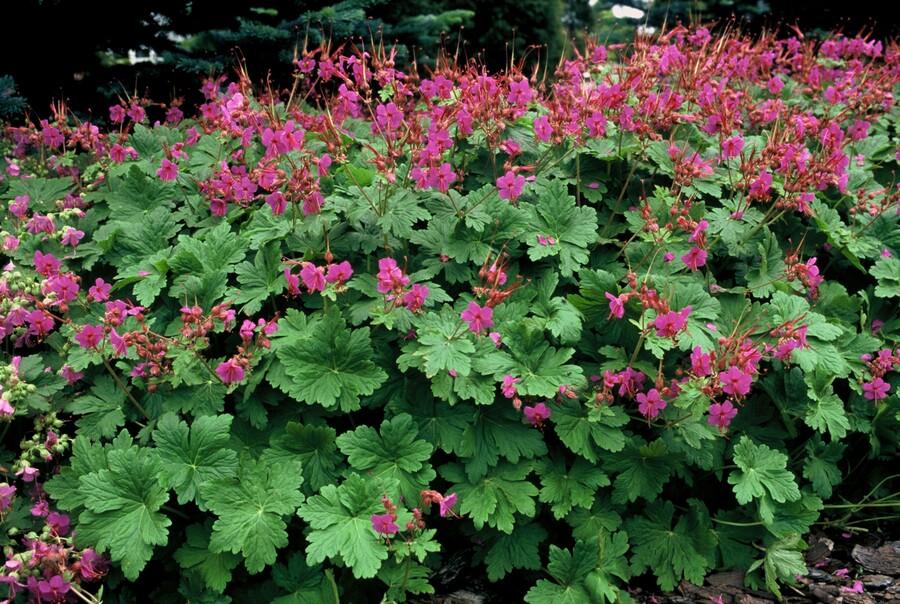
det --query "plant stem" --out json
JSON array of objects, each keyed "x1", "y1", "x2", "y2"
[{"x1": 102, "y1": 358, "x2": 150, "y2": 420}]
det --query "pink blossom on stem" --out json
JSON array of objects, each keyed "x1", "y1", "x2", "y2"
[
  {"x1": 461, "y1": 301, "x2": 493, "y2": 334},
  {"x1": 215, "y1": 359, "x2": 245, "y2": 384},
  {"x1": 637, "y1": 388, "x2": 667, "y2": 419},
  {"x1": 720, "y1": 366, "x2": 752, "y2": 397},
  {"x1": 708, "y1": 400, "x2": 738, "y2": 430},
  {"x1": 523, "y1": 402, "x2": 551, "y2": 427},
  {"x1": 497, "y1": 170, "x2": 525, "y2": 201},
  {"x1": 862, "y1": 377, "x2": 890, "y2": 401},
  {"x1": 371, "y1": 513, "x2": 399, "y2": 535}
]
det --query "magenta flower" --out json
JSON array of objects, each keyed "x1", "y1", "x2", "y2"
[
  {"x1": 461, "y1": 301, "x2": 493, "y2": 334},
  {"x1": 79, "y1": 549, "x2": 107, "y2": 581},
  {"x1": 496, "y1": 170, "x2": 525, "y2": 201},
  {"x1": 533, "y1": 115, "x2": 552, "y2": 142},
  {"x1": 75, "y1": 324, "x2": 105, "y2": 350},
  {"x1": 439, "y1": 492, "x2": 458, "y2": 517},
  {"x1": 284, "y1": 268, "x2": 300, "y2": 296},
  {"x1": 60, "y1": 227, "x2": 85, "y2": 247},
  {"x1": 215, "y1": 359, "x2": 245, "y2": 384},
  {"x1": 157, "y1": 158, "x2": 179, "y2": 181},
  {"x1": 109, "y1": 105, "x2": 126, "y2": 123},
  {"x1": 605, "y1": 292, "x2": 625, "y2": 319},
  {"x1": 109, "y1": 329, "x2": 127, "y2": 357},
  {"x1": 681, "y1": 246, "x2": 708, "y2": 271},
  {"x1": 37, "y1": 575, "x2": 71, "y2": 600},
  {"x1": 266, "y1": 191, "x2": 287, "y2": 215},
  {"x1": 862, "y1": 377, "x2": 890, "y2": 401},
  {"x1": 325, "y1": 260, "x2": 354, "y2": 284},
  {"x1": 376, "y1": 258, "x2": 410, "y2": 294},
  {"x1": 691, "y1": 346, "x2": 712, "y2": 377},
  {"x1": 637, "y1": 388, "x2": 667, "y2": 419},
  {"x1": 9, "y1": 194, "x2": 29, "y2": 218},
  {"x1": 501, "y1": 374, "x2": 520, "y2": 399},
  {"x1": 402, "y1": 283, "x2": 429, "y2": 311},
  {"x1": 653, "y1": 306, "x2": 691, "y2": 338},
  {"x1": 523, "y1": 402, "x2": 551, "y2": 427},
  {"x1": 0, "y1": 484, "x2": 15, "y2": 512},
  {"x1": 88, "y1": 278, "x2": 111, "y2": 302},
  {"x1": 371, "y1": 513, "x2": 399, "y2": 536},
  {"x1": 34, "y1": 250, "x2": 61, "y2": 276},
  {"x1": 720, "y1": 366, "x2": 752, "y2": 397},
  {"x1": 708, "y1": 400, "x2": 738, "y2": 430},
  {"x1": 300, "y1": 263, "x2": 326, "y2": 293},
  {"x1": 0, "y1": 398, "x2": 14, "y2": 418}
]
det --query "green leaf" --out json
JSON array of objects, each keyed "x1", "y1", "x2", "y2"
[
  {"x1": 625, "y1": 501, "x2": 715, "y2": 591},
  {"x1": 441, "y1": 462, "x2": 537, "y2": 534},
  {"x1": 66, "y1": 376, "x2": 126, "y2": 440},
  {"x1": 758, "y1": 534, "x2": 807, "y2": 599},
  {"x1": 276, "y1": 310, "x2": 387, "y2": 411},
  {"x1": 606, "y1": 439, "x2": 675, "y2": 504},
  {"x1": 524, "y1": 541, "x2": 597, "y2": 604},
  {"x1": 336, "y1": 414, "x2": 435, "y2": 503},
  {"x1": 458, "y1": 404, "x2": 548, "y2": 480},
  {"x1": 475, "y1": 325, "x2": 583, "y2": 397},
  {"x1": 803, "y1": 437, "x2": 844, "y2": 499},
  {"x1": 399, "y1": 305, "x2": 476, "y2": 378},
  {"x1": 536, "y1": 457, "x2": 609, "y2": 519},
  {"x1": 76, "y1": 441, "x2": 172, "y2": 580},
  {"x1": 554, "y1": 399, "x2": 629, "y2": 461},
  {"x1": 297, "y1": 473, "x2": 391, "y2": 579},
  {"x1": 174, "y1": 522, "x2": 241, "y2": 593},
  {"x1": 201, "y1": 458, "x2": 305, "y2": 574},
  {"x1": 485, "y1": 523, "x2": 548, "y2": 581},
  {"x1": 152, "y1": 413, "x2": 239, "y2": 509},
  {"x1": 871, "y1": 255, "x2": 900, "y2": 298},
  {"x1": 525, "y1": 179, "x2": 598, "y2": 277},
  {"x1": 728, "y1": 436, "x2": 801, "y2": 505},
  {"x1": 231, "y1": 244, "x2": 285, "y2": 315},
  {"x1": 263, "y1": 422, "x2": 343, "y2": 493}
]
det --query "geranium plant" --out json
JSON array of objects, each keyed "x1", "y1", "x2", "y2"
[{"x1": 1, "y1": 25, "x2": 899, "y2": 603}]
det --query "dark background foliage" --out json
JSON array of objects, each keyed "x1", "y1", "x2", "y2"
[{"x1": 0, "y1": 0, "x2": 896, "y2": 120}]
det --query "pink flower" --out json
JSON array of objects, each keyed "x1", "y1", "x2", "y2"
[
  {"x1": 501, "y1": 375, "x2": 520, "y2": 399},
  {"x1": 402, "y1": 283, "x2": 429, "y2": 311},
  {"x1": 371, "y1": 513, "x2": 399, "y2": 536},
  {"x1": 34, "y1": 250, "x2": 61, "y2": 276},
  {"x1": 681, "y1": 247, "x2": 708, "y2": 271},
  {"x1": 461, "y1": 301, "x2": 493, "y2": 334},
  {"x1": 215, "y1": 359, "x2": 245, "y2": 384},
  {"x1": 489, "y1": 331, "x2": 502, "y2": 347},
  {"x1": 841, "y1": 580, "x2": 864, "y2": 594},
  {"x1": 0, "y1": 398, "x2": 14, "y2": 418},
  {"x1": 3, "y1": 235, "x2": 19, "y2": 251},
  {"x1": 37, "y1": 576, "x2": 70, "y2": 600},
  {"x1": 88, "y1": 278, "x2": 111, "y2": 302},
  {"x1": 284, "y1": 268, "x2": 300, "y2": 296},
  {"x1": 708, "y1": 400, "x2": 738, "y2": 430},
  {"x1": 653, "y1": 306, "x2": 691, "y2": 337},
  {"x1": 767, "y1": 76, "x2": 784, "y2": 94},
  {"x1": 0, "y1": 484, "x2": 15, "y2": 511},
  {"x1": 533, "y1": 115, "x2": 552, "y2": 142},
  {"x1": 325, "y1": 261, "x2": 353, "y2": 284},
  {"x1": 9, "y1": 194, "x2": 29, "y2": 218},
  {"x1": 523, "y1": 402, "x2": 551, "y2": 427},
  {"x1": 637, "y1": 388, "x2": 667, "y2": 419},
  {"x1": 75, "y1": 324, "x2": 104, "y2": 350},
  {"x1": 266, "y1": 191, "x2": 287, "y2": 215},
  {"x1": 376, "y1": 258, "x2": 410, "y2": 294},
  {"x1": 663, "y1": 251, "x2": 675, "y2": 262},
  {"x1": 862, "y1": 377, "x2": 890, "y2": 401},
  {"x1": 720, "y1": 366, "x2": 752, "y2": 397},
  {"x1": 605, "y1": 292, "x2": 625, "y2": 319},
  {"x1": 691, "y1": 346, "x2": 712, "y2": 376},
  {"x1": 497, "y1": 170, "x2": 525, "y2": 201},
  {"x1": 300, "y1": 263, "x2": 326, "y2": 293},
  {"x1": 748, "y1": 170, "x2": 773, "y2": 199},
  {"x1": 109, "y1": 329, "x2": 127, "y2": 357},
  {"x1": 157, "y1": 158, "x2": 179, "y2": 181},
  {"x1": 439, "y1": 492, "x2": 458, "y2": 517},
  {"x1": 109, "y1": 105, "x2": 126, "y2": 123},
  {"x1": 61, "y1": 227, "x2": 85, "y2": 247}
]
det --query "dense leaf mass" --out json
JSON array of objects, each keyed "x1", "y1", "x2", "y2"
[{"x1": 2, "y1": 25, "x2": 900, "y2": 603}]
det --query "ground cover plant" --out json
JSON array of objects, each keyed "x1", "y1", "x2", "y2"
[{"x1": 1, "y1": 25, "x2": 900, "y2": 603}]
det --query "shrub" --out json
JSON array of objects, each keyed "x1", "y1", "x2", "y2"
[{"x1": 1, "y1": 26, "x2": 899, "y2": 603}]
